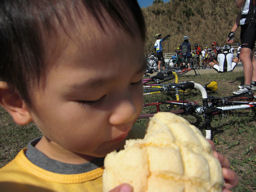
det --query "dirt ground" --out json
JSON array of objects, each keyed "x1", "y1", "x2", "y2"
[{"x1": 186, "y1": 65, "x2": 243, "y2": 75}]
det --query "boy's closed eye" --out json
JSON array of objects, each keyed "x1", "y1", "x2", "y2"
[
  {"x1": 76, "y1": 78, "x2": 142, "y2": 105},
  {"x1": 77, "y1": 95, "x2": 107, "y2": 105},
  {"x1": 130, "y1": 78, "x2": 142, "y2": 86}
]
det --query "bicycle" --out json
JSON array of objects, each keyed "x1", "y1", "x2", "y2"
[
  {"x1": 143, "y1": 70, "x2": 200, "y2": 101},
  {"x1": 172, "y1": 66, "x2": 200, "y2": 77},
  {"x1": 143, "y1": 69, "x2": 178, "y2": 85},
  {"x1": 140, "y1": 81, "x2": 256, "y2": 139}
]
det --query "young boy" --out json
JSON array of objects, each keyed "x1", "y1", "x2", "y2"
[{"x1": 0, "y1": 0, "x2": 238, "y2": 192}]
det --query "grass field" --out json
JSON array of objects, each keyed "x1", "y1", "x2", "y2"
[{"x1": 0, "y1": 70, "x2": 255, "y2": 191}]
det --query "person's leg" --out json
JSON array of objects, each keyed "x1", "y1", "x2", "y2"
[
  {"x1": 156, "y1": 52, "x2": 161, "y2": 71},
  {"x1": 157, "y1": 60, "x2": 161, "y2": 71},
  {"x1": 209, "y1": 60, "x2": 218, "y2": 67},
  {"x1": 158, "y1": 52, "x2": 164, "y2": 71},
  {"x1": 233, "y1": 49, "x2": 253, "y2": 95},
  {"x1": 188, "y1": 56, "x2": 192, "y2": 68},
  {"x1": 239, "y1": 22, "x2": 256, "y2": 85},
  {"x1": 239, "y1": 48, "x2": 252, "y2": 86},
  {"x1": 251, "y1": 54, "x2": 256, "y2": 82},
  {"x1": 212, "y1": 63, "x2": 220, "y2": 72},
  {"x1": 250, "y1": 53, "x2": 256, "y2": 90},
  {"x1": 162, "y1": 61, "x2": 165, "y2": 71}
]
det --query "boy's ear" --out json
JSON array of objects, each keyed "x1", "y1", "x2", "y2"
[{"x1": 0, "y1": 81, "x2": 32, "y2": 125}]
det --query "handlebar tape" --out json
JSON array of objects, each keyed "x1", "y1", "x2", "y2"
[
  {"x1": 178, "y1": 82, "x2": 195, "y2": 90},
  {"x1": 143, "y1": 88, "x2": 163, "y2": 93}
]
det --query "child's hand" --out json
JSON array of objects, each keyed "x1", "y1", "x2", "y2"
[
  {"x1": 208, "y1": 140, "x2": 239, "y2": 192},
  {"x1": 109, "y1": 183, "x2": 133, "y2": 192}
]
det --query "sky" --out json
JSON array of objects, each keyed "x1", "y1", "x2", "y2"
[{"x1": 138, "y1": 0, "x2": 170, "y2": 8}]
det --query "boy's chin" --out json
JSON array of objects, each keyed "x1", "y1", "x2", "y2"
[
  {"x1": 79, "y1": 140, "x2": 126, "y2": 159},
  {"x1": 98, "y1": 140, "x2": 126, "y2": 157}
]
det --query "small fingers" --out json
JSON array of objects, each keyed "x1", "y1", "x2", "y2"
[
  {"x1": 223, "y1": 168, "x2": 239, "y2": 189},
  {"x1": 109, "y1": 183, "x2": 133, "y2": 192},
  {"x1": 213, "y1": 151, "x2": 230, "y2": 168},
  {"x1": 222, "y1": 189, "x2": 232, "y2": 192},
  {"x1": 207, "y1": 140, "x2": 238, "y2": 190},
  {"x1": 207, "y1": 139, "x2": 215, "y2": 150}
]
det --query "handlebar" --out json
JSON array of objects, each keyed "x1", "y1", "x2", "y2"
[
  {"x1": 175, "y1": 81, "x2": 194, "y2": 90},
  {"x1": 143, "y1": 88, "x2": 163, "y2": 93},
  {"x1": 144, "y1": 81, "x2": 208, "y2": 98},
  {"x1": 144, "y1": 81, "x2": 209, "y2": 101}
]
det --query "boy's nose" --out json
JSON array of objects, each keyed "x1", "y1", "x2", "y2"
[{"x1": 109, "y1": 99, "x2": 138, "y2": 126}]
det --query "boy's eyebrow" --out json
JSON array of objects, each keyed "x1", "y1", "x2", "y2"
[
  {"x1": 69, "y1": 60, "x2": 146, "y2": 90},
  {"x1": 69, "y1": 78, "x2": 114, "y2": 89}
]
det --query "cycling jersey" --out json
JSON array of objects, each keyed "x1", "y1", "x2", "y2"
[
  {"x1": 180, "y1": 41, "x2": 191, "y2": 57},
  {"x1": 240, "y1": 0, "x2": 256, "y2": 25},
  {"x1": 154, "y1": 39, "x2": 163, "y2": 53},
  {"x1": 201, "y1": 49, "x2": 206, "y2": 58},
  {"x1": 240, "y1": 0, "x2": 256, "y2": 50},
  {"x1": 195, "y1": 46, "x2": 202, "y2": 55},
  {"x1": 154, "y1": 34, "x2": 170, "y2": 53},
  {"x1": 240, "y1": 0, "x2": 251, "y2": 25}
]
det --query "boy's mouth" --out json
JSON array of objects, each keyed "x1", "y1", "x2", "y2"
[{"x1": 111, "y1": 131, "x2": 130, "y2": 143}]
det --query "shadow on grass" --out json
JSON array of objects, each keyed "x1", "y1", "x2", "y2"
[
  {"x1": 229, "y1": 75, "x2": 244, "y2": 85},
  {"x1": 210, "y1": 112, "x2": 256, "y2": 134}
]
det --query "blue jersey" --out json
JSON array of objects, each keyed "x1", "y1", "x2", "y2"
[
  {"x1": 180, "y1": 41, "x2": 191, "y2": 57},
  {"x1": 154, "y1": 39, "x2": 163, "y2": 53}
]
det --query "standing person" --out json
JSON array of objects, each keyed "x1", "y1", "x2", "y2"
[
  {"x1": 154, "y1": 33, "x2": 170, "y2": 71},
  {"x1": 201, "y1": 47, "x2": 208, "y2": 68},
  {"x1": 175, "y1": 46, "x2": 183, "y2": 67},
  {"x1": 0, "y1": 0, "x2": 238, "y2": 192},
  {"x1": 180, "y1": 36, "x2": 192, "y2": 68},
  {"x1": 227, "y1": 0, "x2": 256, "y2": 95},
  {"x1": 194, "y1": 43, "x2": 202, "y2": 68},
  {"x1": 194, "y1": 43, "x2": 202, "y2": 56}
]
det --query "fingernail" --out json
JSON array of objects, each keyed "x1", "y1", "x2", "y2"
[{"x1": 120, "y1": 185, "x2": 132, "y2": 192}]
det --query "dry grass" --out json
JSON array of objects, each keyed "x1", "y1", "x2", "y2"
[{"x1": 143, "y1": 0, "x2": 240, "y2": 53}]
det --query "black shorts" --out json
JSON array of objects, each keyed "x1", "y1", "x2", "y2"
[
  {"x1": 156, "y1": 51, "x2": 164, "y2": 62},
  {"x1": 240, "y1": 22, "x2": 256, "y2": 50}
]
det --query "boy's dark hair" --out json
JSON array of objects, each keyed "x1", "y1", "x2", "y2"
[{"x1": 0, "y1": 0, "x2": 146, "y2": 104}]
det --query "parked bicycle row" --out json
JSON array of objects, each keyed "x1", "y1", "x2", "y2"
[{"x1": 141, "y1": 79, "x2": 256, "y2": 140}]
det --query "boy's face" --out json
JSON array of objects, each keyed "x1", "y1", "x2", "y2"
[{"x1": 28, "y1": 15, "x2": 145, "y2": 162}]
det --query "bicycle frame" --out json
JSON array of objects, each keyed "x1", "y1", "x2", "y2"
[
  {"x1": 168, "y1": 65, "x2": 200, "y2": 76},
  {"x1": 143, "y1": 71, "x2": 180, "y2": 100},
  {"x1": 143, "y1": 70, "x2": 178, "y2": 85}
]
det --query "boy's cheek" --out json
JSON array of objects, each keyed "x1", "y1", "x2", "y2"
[{"x1": 136, "y1": 89, "x2": 144, "y2": 114}]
